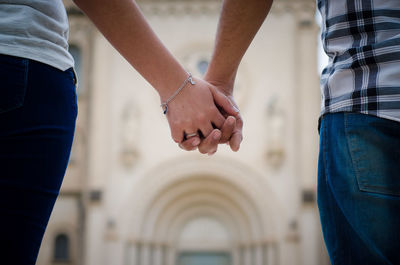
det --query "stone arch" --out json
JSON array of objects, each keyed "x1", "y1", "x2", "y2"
[
  {"x1": 155, "y1": 190, "x2": 251, "y2": 243},
  {"x1": 118, "y1": 156, "x2": 286, "y2": 265}
]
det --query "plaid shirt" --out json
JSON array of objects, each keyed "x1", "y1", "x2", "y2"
[{"x1": 318, "y1": 0, "x2": 400, "y2": 123}]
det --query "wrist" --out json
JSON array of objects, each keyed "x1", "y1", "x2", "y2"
[
  {"x1": 204, "y1": 71, "x2": 236, "y2": 95},
  {"x1": 159, "y1": 72, "x2": 195, "y2": 114},
  {"x1": 156, "y1": 66, "x2": 189, "y2": 102}
]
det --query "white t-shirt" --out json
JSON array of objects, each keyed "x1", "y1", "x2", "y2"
[{"x1": 0, "y1": 0, "x2": 74, "y2": 71}]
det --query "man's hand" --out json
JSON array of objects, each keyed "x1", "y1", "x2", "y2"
[
  {"x1": 177, "y1": 0, "x2": 271, "y2": 155},
  {"x1": 179, "y1": 81, "x2": 243, "y2": 155}
]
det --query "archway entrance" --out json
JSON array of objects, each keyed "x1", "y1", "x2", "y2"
[
  {"x1": 176, "y1": 216, "x2": 232, "y2": 265},
  {"x1": 177, "y1": 252, "x2": 231, "y2": 265}
]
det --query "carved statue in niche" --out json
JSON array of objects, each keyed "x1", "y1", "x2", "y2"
[
  {"x1": 265, "y1": 95, "x2": 286, "y2": 168},
  {"x1": 120, "y1": 102, "x2": 140, "y2": 168},
  {"x1": 104, "y1": 218, "x2": 118, "y2": 241}
]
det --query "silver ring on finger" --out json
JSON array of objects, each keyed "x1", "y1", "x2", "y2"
[{"x1": 185, "y1": 132, "x2": 198, "y2": 138}]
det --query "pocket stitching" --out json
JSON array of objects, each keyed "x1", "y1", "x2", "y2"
[{"x1": 345, "y1": 113, "x2": 400, "y2": 196}]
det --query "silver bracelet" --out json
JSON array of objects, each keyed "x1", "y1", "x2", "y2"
[{"x1": 160, "y1": 72, "x2": 196, "y2": 114}]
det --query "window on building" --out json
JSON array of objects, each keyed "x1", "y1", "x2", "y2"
[
  {"x1": 197, "y1": 59, "x2": 209, "y2": 75},
  {"x1": 54, "y1": 233, "x2": 70, "y2": 262}
]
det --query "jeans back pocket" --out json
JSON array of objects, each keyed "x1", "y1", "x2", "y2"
[
  {"x1": 345, "y1": 113, "x2": 400, "y2": 197},
  {"x1": 0, "y1": 54, "x2": 29, "y2": 114}
]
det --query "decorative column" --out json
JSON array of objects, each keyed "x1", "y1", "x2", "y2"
[
  {"x1": 125, "y1": 243, "x2": 137, "y2": 265},
  {"x1": 84, "y1": 205, "x2": 105, "y2": 265},
  {"x1": 255, "y1": 244, "x2": 263, "y2": 265},
  {"x1": 266, "y1": 243, "x2": 276, "y2": 265},
  {"x1": 293, "y1": 3, "x2": 321, "y2": 265},
  {"x1": 232, "y1": 245, "x2": 240, "y2": 265},
  {"x1": 140, "y1": 243, "x2": 150, "y2": 265},
  {"x1": 104, "y1": 239, "x2": 124, "y2": 265},
  {"x1": 244, "y1": 246, "x2": 252, "y2": 265},
  {"x1": 166, "y1": 245, "x2": 175, "y2": 265},
  {"x1": 153, "y1": 244, "x2": 163, "y2": 265}
]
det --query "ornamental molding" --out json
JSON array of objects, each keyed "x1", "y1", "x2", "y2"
[
  {"x1": 270, "y1": 0, "x2": 316, "y2": 17},
  {"x1": 65, "y1": 0, "x2": 316, "y2": 18},
  {"x1": 137, "y1": 0, "x2": 221, "y2": 16},
  {"x1": 137, "y1": 0, "x2": 316, "y2": 17}
]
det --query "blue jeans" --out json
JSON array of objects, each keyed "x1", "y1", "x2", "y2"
[
  {"x1": 318, "y1": 112, "x2": 400, "y2": 265},
  {"x1": 0, "y1": 54, "x2": 77, "y2": 264}
]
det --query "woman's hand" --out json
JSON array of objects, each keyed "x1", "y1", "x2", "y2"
[
  {"x1": 178, "y1": 78, "x2": 243, "y2": 154},
  {"x1": 164, "y1": 77, "x2": 238, "y2": 145}
]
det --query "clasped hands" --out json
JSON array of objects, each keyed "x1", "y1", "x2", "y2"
[{"x1": 164, "y1": 76, "x2": 243, "y2": 155}]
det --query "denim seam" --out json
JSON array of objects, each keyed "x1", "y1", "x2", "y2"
[
  {"x1": 67, "y1": 69, "x2": 78, "y2": 119},
  {"x1": 322, "y1": 116, "x2": 350, "y2": 262},
  {"x1": 322, "y1": 116, "x2": 329, "y2": 183},
  {"x1": 323, "y1": 115, "x2": 351, "y2": 261},
  {"x1": 321, "y1": 122, "x2": 340, "y2": 260},
  {"x1": 320, "y1": 118, "x2": 338, "y2": 259},
  {"x1": 23, "y1": 58, "x2": 29, "y2": 98},
  {"x1": 18, "y1": 58, "x2": 29, "y2": 112},
  {"x1": 71, "y1": 82, "x2": 78, "y2": 119},
  {"x1": 344, "y1": 114, "x2": 362, "y2": 191}
]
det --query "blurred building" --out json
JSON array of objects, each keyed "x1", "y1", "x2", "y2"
[{"x1": 37, "y1": 0, "x2": 329, "y2": 265}]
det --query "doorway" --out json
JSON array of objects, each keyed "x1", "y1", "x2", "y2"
[{"x1": 177, "y1": 252, "x2": 231, "y2": 265}]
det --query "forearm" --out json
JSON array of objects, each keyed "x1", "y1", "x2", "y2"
[
  {"x1": 205, "y1": 0, "x2": 273, "y2": 92},
  {"x1": 73, "y1": 0, "x2": 187, "y2": 101}
]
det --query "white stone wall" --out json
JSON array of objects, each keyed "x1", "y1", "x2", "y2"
[{"x1": 38, "y1": 1, "x2": 328, "y2": 265}]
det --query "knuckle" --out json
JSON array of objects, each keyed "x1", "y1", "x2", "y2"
[
  {"x1": 196, "y1": 113, "x2": 207, "y2": 123},
  {"x1": 171, "y1": 133, "x2": 181, "y2": 143}
]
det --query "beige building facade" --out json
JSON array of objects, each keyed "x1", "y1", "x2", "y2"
[{"x1": 37, "y1": 0, "x2": 329, "y2": 265}]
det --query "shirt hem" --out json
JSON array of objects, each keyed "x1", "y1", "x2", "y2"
[
  {"x1": 0, "y1": 43, "x2": 74, "y2": 71},
  {"x1": 320, "y1": 109, "x2": 400, "y2": 124}
]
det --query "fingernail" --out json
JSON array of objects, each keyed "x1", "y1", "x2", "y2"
[
  {"x1": 228, "y1": 116, "x2": 235, "y2": 125},
  {"x1": 213, "y1": 131, "x2": 221, "y2": 140},
  {"x1": 234, "y1": 143, "x2": 240, "y2": 152},
  {"x1": 233, "y1": 106, "x2": 240, "y2": 113},
  {"x1": 192, "y1": 138, "x2": 200, "y2": 146}
]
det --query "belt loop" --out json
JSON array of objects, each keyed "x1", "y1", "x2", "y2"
[{"x1": 72, "y1": 68, "x2": 79, "y2": 89}]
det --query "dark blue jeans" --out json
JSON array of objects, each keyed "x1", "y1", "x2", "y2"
[
  {"x1": 0, "y1": 54, "x2": 77, "y2": 264},
  {"x1": 318, "y1": 112, "x2": 400, "y2": 265}
]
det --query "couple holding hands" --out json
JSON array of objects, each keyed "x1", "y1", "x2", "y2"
[
  {"x1": 76, "y1": 0, "x2": 268, "y2": 155},
  {"x1": 77, "y1": 0, "x2": 269, "y2": 155},
  {"x1": 0, "y1": 0, "x2": 270, "y2": 263},
  {"x1": 69, "y1": 1, "x2": 400, "y2": 265},
  {"x1": 4, "y1": 0, "x2": 399, "y2": 264}
]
